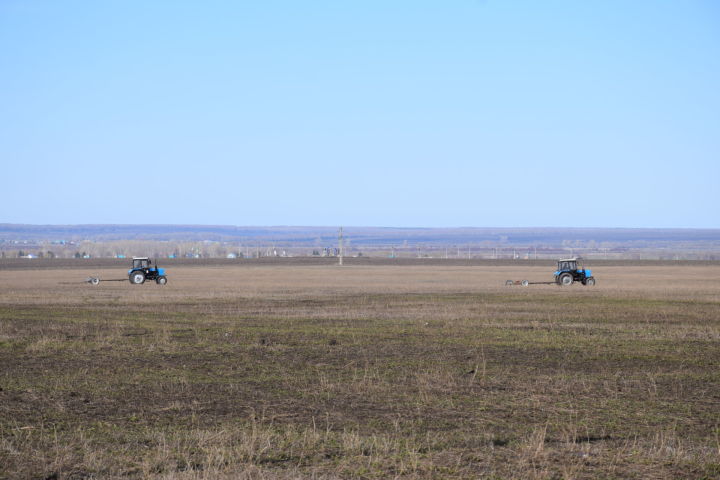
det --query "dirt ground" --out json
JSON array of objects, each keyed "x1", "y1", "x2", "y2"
[{"x1": 1, "y1": 263, "x2": 719, "y2": 479}]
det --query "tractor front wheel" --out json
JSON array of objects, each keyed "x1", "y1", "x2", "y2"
[
  {"x1": 585, "y1": 277, "x2": 595, "y2": 286},
  {"x1": 130, "y1": 272, "x2": 145, "y2": 284},
  {"x1": 156, "y1": 276, "x2": 167, "y2": 285},
  {"x1": 559, "y1": 273, "x2": 573, "y2": 286}
]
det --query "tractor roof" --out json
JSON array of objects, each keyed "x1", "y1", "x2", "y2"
[
  {"x1": 557, "y1": 257, "x2": 582, "y2": 262},
  {"x1": 132, "y1": 257, "x2": 149, "y2": 260}
]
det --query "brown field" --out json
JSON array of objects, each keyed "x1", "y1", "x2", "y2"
[{"x1": 1, "y1": 263, "x2": 719, "y2": 479}]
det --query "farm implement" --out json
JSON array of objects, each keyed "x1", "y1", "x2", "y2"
[
  {"x1": 506, "y1": 257, "x2": 596, "y2": 287},
  {"x1": 85, "y1": 257, "x2": 168, "y2": 286}
]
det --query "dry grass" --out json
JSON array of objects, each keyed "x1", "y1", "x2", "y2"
[{"x1": 0, "y1": 263, "x2": 719, "y2": 479}]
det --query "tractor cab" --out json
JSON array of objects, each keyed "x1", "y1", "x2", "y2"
[
  {"x1": 554, "y1": 257, "x2": 595, "y2": 286},
  {"x1": 128, "y1": 257, "x2": 167, "y2": 285},
  {"x1": 557, "y1": 258, "x2": 579, "y2": 272},
  {"x1": 132, "y1": 257, "x2": 151, "y2": 270}
]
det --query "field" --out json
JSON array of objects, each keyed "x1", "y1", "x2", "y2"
[{"x1": 1, "y1": 262, "x2": 719, "y2": 479}]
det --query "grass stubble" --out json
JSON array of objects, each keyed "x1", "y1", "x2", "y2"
[{"x1": 0, "y1": 264, "x2": 719, "y2": 479}]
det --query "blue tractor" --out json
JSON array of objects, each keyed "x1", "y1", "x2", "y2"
[
  {"x1": 554, "y1": 257, "x2": 595, "y2": 286},
  {"x1": 128, "y1": 257, "x2": 167, "y2": 285}
]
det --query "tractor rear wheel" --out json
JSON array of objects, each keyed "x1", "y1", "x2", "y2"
[
  {"x1": 585, "y1": 277, "x2": 595, "y2": 286},
  {"x1": 559, "y1": 273, "x2": 573, "y2": 286},
  {"x1": 156, "y1": 276, "x2": 167, "y2": 285},
  {"x1": 130, "y1": 272, "x2": 145, "y2": 284}
]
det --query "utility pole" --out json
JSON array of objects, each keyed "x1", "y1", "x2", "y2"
[{"x1": 338, "y1": 227, "x2": 343, "y2": 266}]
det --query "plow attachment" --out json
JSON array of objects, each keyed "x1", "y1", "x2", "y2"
[
  {"x1": 85, "y1": 277, "x2": 127, "y2": 285},
  {"x1": 505, "y1": 279, "x2": 557, "y2": 287}
]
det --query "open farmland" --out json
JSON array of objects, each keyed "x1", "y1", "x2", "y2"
[{"x1": 0, "y1": 262, "x2": 719, "y2": 479}]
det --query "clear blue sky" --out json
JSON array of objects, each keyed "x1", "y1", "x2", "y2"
[{"x1": 1, "y1": 0, "x2": 718, "y2": 228}]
